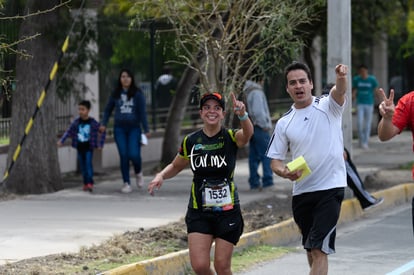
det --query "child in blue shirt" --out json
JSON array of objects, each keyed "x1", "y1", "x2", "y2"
[{"x1": 58, "y1": 100, "x2": 106, "y2": 192}]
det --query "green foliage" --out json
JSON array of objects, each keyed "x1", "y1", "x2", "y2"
[
  {"x1": 398, "y1": 161, "x2": 414, "y2": 170},
  {"x1": 402, "y1": 3, "x2": 414, "y2": 58},
  {"x1": 351, "y1": 0, "x2": 407, "y2": 64},
  {"x1": 0, "y1": 137, "x2": 8, "y2": 144},
  {"x1": 96, "y1": 11, "x2": 182, "y2": 85},
  {"x1": 103, "y1": 0, "x2": 136, "y2": 17},
  {"x1": 128, "y1": 0, "x2": 324, "y2": 94}
]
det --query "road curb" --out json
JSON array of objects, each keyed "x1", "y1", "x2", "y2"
[
  {"x1": 98, "y1": 249, "x2": 191, "y2": 275},
  {"x1": 102, "y1": 183, "x2": 414, "y2": 275}
]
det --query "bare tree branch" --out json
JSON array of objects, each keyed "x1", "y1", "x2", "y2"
[
  {"x1": 0, "y1": 33, "x2": 41, "y2": 58},
  {"x1": 0, "y1": 0, "x2": 70, "y2": 20}
]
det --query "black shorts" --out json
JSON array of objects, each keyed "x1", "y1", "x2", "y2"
[
  {"x1": 292, "y1": 187, "x2": 344, "y2": 255},
  {"x1": 185, "y1": 207, "x2": 244, "y2": 245}
]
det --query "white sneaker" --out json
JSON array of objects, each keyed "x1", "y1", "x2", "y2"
[
  {"x1": 136, "y1": 172, "x2": 144, "y2": 189},
  {"x1": 121, "y1": 183, "x2": 132, "y2": 193}
]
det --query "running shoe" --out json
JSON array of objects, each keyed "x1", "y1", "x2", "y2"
[
  {"x1": 136, "y1": 172, "x2": 144, "y2": 189},
  {"x1": 121, "y1": 183, "x2": 132, "y2": 193},
  {"x1": 86, "y1": 183, "x2": 93, "y2": 192}
]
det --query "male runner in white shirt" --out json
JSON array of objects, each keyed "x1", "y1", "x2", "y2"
[{"x1": 267, "y1": 62, "x2": 348, "y2": 275}]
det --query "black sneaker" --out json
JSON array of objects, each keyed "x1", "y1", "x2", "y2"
[{"x1": 364, "y1": 197, "x2": 384, "y2": 210}]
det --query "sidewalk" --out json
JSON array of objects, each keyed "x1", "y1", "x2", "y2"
[{"x1": 0, "y1": 131, "x2": 413, "y2": 265}]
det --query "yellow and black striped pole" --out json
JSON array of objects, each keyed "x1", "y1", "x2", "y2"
[{"x1": 2, "y1": 36, "x2": 70, "y2": 183}]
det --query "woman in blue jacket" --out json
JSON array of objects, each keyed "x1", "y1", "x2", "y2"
[{"x1": 100, "y1": 69, "x2": 150, "y2": 193}]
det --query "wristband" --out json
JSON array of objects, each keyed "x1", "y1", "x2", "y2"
[{"x1": 238, "y1": 111, "x2": 249, "y2": 121}]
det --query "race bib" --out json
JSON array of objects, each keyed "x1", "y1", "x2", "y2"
[{"x1": 202, "y1": 179, "x2": 234, "y2": 212}]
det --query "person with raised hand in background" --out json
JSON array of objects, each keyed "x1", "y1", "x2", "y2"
[{"x1": 377, "y1": 88, "x2": 414, "y2": 235}]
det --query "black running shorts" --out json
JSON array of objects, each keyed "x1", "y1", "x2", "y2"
[
  {"x1": 292, "y1": 187, "x2": 344, "y2": 255},
  {"x1": 185, "y1": 207, "x2": 244, "y2": 245}
]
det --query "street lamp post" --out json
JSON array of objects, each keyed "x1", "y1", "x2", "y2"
[{"x1": 327, "y1": 0, "x2": 352, "y2": 152}]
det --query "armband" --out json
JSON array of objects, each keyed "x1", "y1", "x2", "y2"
[{"x1": 238, "y1": 111, "x2": 249, "y2": 121}]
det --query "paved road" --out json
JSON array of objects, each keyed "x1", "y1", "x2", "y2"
[
  {"x1": 238, "y1": 203, "x2": 414, "y2": 275},
  {"x1": 0, "y1": 161, "x2": 280, "y2": 264},
  {"x1": 0, "y1": 131, "x2": 413, "y2": 265}
]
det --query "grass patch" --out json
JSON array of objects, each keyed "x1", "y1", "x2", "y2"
[
  {"x1": 62, "y1": 245, "x2": 294, "y2": 274},
  {"x1": 43, "y1": 239, "x2": 187, "y2": 274},
  {"x1": 232, "y1": 245, "x2": 295, "y2": 273},
  {"x1": 47, "y1": 254, "x2": 150, "y2": 274},
  {"x1": 72, "y1": 255, "x2": 148, "y2": 274},
  {"x1": 398, "y1": 161, "x2": 414, "y2": 170},
  {"x1": 0, "y1": 137, "x2": 9, "y2": 145}
]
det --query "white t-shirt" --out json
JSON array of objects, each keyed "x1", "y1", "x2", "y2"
[{"x1": 266, "y1": 95, "x2": 347, "y2": 196}]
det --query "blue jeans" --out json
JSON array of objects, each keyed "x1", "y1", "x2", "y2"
[
  {"x1": 78, "y1": 150, "x2": 94, "y2": 184},
  {"x1": 114, "y1": 126, "x2": 142, "y2": 184},
  {"x1": 357, "y1": 104, "x2": 374, "y2": 146},
  {"x1": 248, "y1": 126, "x2": 274, "y2": 189}
]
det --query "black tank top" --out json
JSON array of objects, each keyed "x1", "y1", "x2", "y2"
[{"x1": 179, "y1": 128, "x2": 240, "y2": 210}]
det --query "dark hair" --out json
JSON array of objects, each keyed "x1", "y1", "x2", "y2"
[
  {"x1": 162, "y1": 65, "x2": 172, "y2": 75},
  {"x1": 114, "y1": 68, "x2": 140, "y2": 100},
  {"x1": 358, "y1": 64, "x2": 368, "y2": 70},
  {"x1": 79, "y1": 100, "x2": 91, "y2": 110},
  {"x1": 284, "y1": 61, "x2": 313, "y2": 84}
]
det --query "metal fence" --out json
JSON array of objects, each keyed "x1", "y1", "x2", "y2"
[
  {"x1": 0, "y1": 98, "x2": 294, "y2": 141},
  {"x1": 0, "y1": 117, "x2": 11, "y2": 140},
  {"x1": 145, "y1": 98, "x2": 294, "y2": 132},
  {"x1": 0, "y1": 95, "x2": 76, "y2": 140}
]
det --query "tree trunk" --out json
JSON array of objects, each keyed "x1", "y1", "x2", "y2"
[
  {"x1": 6, "y1": 1, "x2": 62, "y2": 194},
  {"x1": 160, "y1": 66, "x2": 199, "y2": 166}
]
